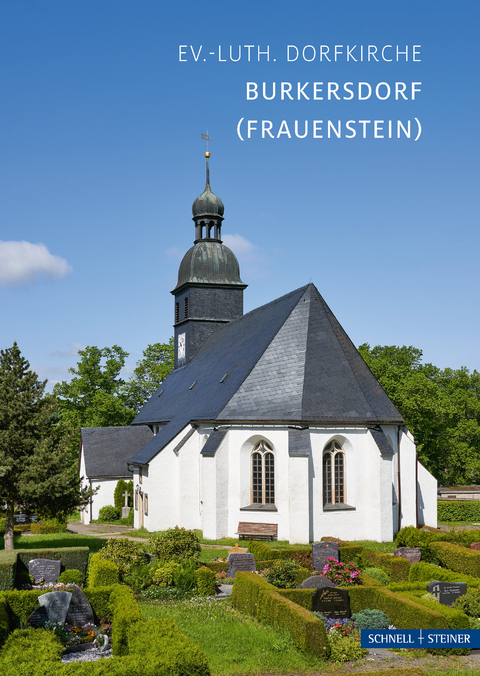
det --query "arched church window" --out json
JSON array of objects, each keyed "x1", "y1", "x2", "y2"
[
  {"x1": 323, "y1": 441, "x2": 345, "y2": 506},
  {"x1": 251, "y1": 441, "x2": 275, "y2": 505},
  {"x1": 184, "y1": 296, "x2": 189, "y2": 318}
]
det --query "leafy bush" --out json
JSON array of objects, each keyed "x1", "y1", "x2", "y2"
[
  {"x1": 87, "y1": 553, "x2": 120, "y2": 587},
  {"x1": 174, "y1": 560, "x2": 197, "y2": 591},
  {"x1": 328, "y1": 633, "x2": 368, "y2": 662},
  {"x1": 322, "y1": 558, "x2": 362, "y2": 586},
  {"x1": 98, "y1": 505, "x2": 120, "y2": 522},
  {"x1": 152, "y1": 561, "x2": 180, "y2": 586},
  {"x1": 362, "y1": 567, "x2": 391, "y2": 585},
  {"x1": 351, "y1": 608, "x2": 390, "y2": 630},
  {"x1": 97, "y1": 538, "x2": 149, "y2": 578},
  {"x1": 149, "y1": 527, "x2": 201, "y2": 562},
  {"x1": 264, "y1": 560, "x2": 301, "y2": 589},
  {"x1": 452, "y1": 588, "x2": 480, "y2": 617},
  {"x1": 30, "y1": 518, "x2": 67, "y2": 534},
  {"x1": 58, "y1": 569, "x2": 84, "y2": 585},
  {"x1": 430, "y1": 541, "x2": 480, "y2": 577},
  {"x1": 123, "y1": 565, "x2": 154, "y2": 592}
]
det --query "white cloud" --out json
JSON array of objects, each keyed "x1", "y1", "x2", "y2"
[
  {"x1": 222, "y1": 234, "x2": 256, "y2": 257},
  {"x1": 0, "y1": 240, "x2": 72, "y2": 287},
  {"x1": 223, "y1": 233, "x2": 270, "y2": 281},
  {"x1": 50, "y1": 342, "x2": 86, "y2": 358}
]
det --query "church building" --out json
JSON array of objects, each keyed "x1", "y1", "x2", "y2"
[{"x1": 79, "y1": 153, "x2": 437, "y2": 542}]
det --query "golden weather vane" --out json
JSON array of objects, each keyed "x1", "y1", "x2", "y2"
[{"x1": 201, "y1": 132, "x2": 211, "y2": 156}]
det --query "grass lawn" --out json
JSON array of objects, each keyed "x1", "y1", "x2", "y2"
[
  {"x1": 0, "y1": 532, "x2": 109, "y2": 554},
  {"x1": 140, "y1": 597, "x2": 324, "y2": 675}
]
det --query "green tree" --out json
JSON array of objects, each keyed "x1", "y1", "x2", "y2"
[
  {"x1": 53, "y1": 345, "x2": 136, "y2": 460},
  {"x1": 359, "y1": 343, "x2": 480, "y2": 485},
  {"x1": 123, "y1": 339, "x2": 174, "y2": 412},
  {"x1": 0, "y1": 343, "x2": 92, "y2": 550}
]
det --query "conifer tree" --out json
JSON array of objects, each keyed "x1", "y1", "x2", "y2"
[{"x1": 0, "y1": 343, "x2": 91, "y2": 550}]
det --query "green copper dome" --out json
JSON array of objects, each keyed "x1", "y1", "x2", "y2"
[{"x1": 174, "y1": 241, "x2": 245, "y2": 292}]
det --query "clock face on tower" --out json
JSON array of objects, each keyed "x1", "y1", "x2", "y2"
[{"x1": 178, "y1": 332, "x2": 186, "y2": 360}]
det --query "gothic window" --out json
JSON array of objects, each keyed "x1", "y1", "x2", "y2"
[
  {"x1": 323, "y1": 441, "x2": 345, "y2": 506},
  {"x1": 251, "y1": 441, "x2": 275, "y2": 505}
]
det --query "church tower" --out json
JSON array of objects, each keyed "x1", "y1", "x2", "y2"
[{"x1": 172, "y1": 152, "x2": 247, "y2": 368}]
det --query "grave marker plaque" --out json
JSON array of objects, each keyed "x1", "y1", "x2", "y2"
[
  {"x1": 312, "y1": 587, "x2": 350, "y2": 619},
  {"x1": 226, "y1": 552, "x2": 256, "y2": 578},
  {"x1": 470, "y1": 542, "x2": 480, "y2": 551},
  {"x1": 27, "y1": 605, "x2": 48, "y2": 627},
  {"x1": 394, "y1": 547, "x2": 422, "y2": 563},
  {"x1": 312, "y1": 542, "x2": 339, "y2": 572},
  {"x1": 29, "y1": 558, "x2": 61, "y2": 583},
  {"x1": 427, "y1": 581, "x2": 467, "y2": 606},
  {"x1": 65, "y1": 586, "x2": 95, "y2": 627}
]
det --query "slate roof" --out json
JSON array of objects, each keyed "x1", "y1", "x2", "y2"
[
  {"x1": 81, "y1": 426, "x2": 153, "y2": 478},
  {"x1": 130, "y1": 284, "x2": 403, "y2": 465}
]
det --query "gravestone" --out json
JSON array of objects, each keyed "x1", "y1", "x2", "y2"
[
  {"x1": 394, "y1": 547, "x2": 422, "y2": 563},
  {"x1": 27, "y1": 605, "x2": 48, "y2": 627},
  {"x1": 470, "y1": 542, "x2": 480, "y2": 551},
  {"x1": 297, "y1": 575, "x2": 337, "y2": 589},
  {"x1": 427, "y1": 581, "x2": 467, "y2": 606},
  {"x1": 226, "y1": 552, "x2": 256, "y2": 578},
  {"x1": 312, "y1": 586, "x2": 350, "y2": 619},
  {"x1": 312, "y1": 542, "x2": 339, "y2": 572},
  {"x1": 38, "y1": 591, "x2": 72, "y2": 624},
  {"x1": 14, "y1": 513, "x2": 38, "y2": 525},
  {"x1": 29, "y1": 558, "x2": 61, "y2": 583},
  {"x1": 65, "y1": 585, "x2": 95, "y2": 627}
]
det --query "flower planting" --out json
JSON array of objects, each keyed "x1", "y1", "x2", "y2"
[{"x1": 322, "y1": 557, "x2": 362, "y2": 586}]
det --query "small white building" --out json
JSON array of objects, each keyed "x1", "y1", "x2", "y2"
[
  {"x1": 80, "y1": 154, "x2": 437, "y2": 541},
  {"x1": 79, "y1": 425, "x2": 152, "y2": 524}
]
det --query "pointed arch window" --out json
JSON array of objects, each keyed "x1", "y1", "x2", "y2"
[
  {"x1": 251, "y1": 441, "x2": 275, "y2": 505},
  {"x1": 323, "y1": 441, "x2": 345, "y2": 506}
]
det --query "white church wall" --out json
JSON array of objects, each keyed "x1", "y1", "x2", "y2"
[
  {"x1": 137, "y1": 425, "x2": 201, "y2": 532},
  {"x1": 417, "y1": 461, "x2": 438, "y2": 528},
  {"x1": 288, "y1": 452, "x2": 310, "y2": 544},
  {"x1": 310, "y1": 428, "x2": 393, "y2": 542},
  {"x1": 399, "y1": 430, "x2": 418, "y2": 528},
  {"x1": 226, "y1": 428, "x2": 289, "y2": 541}
]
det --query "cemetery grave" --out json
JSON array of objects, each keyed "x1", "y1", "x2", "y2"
[{"x1": 3, "y1": 524, "x2": 480, "y2": 672}]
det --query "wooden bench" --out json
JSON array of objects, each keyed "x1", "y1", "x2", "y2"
[{"x1": 236, "y1": 521, "x2": 278, "y2": 541}]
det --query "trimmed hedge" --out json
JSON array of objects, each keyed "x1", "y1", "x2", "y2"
[
  {"x1": 278, "y1": 588, "x2": 314, "y2": 610},
  {"x1": 0, "y1": 552, "x2": 17, "y2": 592},
  {"x1": 430, "y1": 541, "x2": 480, "y2": 578},
  {"x1": 88, "y1": 553, "x2": 120, "y2": 587},
  {"x1": 347, "y1": 586, "x2": 448, "y2": 629},
  {"x1": 84, "y1": 587, "x2": 115, "y2": 622},
  {"x1": 409, "y1": 561, "x2": 480, "y2": 586},
  {"x1": 0, "y1": 595, "x2": 8, "y2": 648},
  {"x1": 231, "y1": 571, "x2": 330, "y2": 658},
  {"x1": 0, "y1": 547, "x2": 90, "y2": 590},
  {"x1": 438, "y1": 500, "x2": 480, "y2": 522},
  {"x1": 110, "y1": 584, "x2": 143, "y2": 656},
  {"x1": 195, "y1": 566, "x2": 217, "y2": 596},
  {"x1": 396, "y1": 590, "x2": 470, "y2": 629},
  {"x1": 363, "y1": 549, "x2": 410, "y2": 582}
]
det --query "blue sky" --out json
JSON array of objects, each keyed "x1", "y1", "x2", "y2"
[{"x1": 0, "y1": 1, "x2": 478, "y2": 389}]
